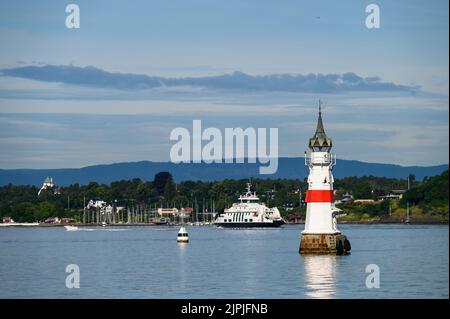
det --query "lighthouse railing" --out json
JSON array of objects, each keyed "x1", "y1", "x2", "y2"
[
  {"x1": 325, "y1": 153, "x2": 336, "y2": 167},
  {"x1": 304, "y1": 152, "x2": 336, "y2": 167}
]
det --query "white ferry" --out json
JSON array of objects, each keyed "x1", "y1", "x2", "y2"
[{"x1": 214, "y1": 183, "x2": 285, "y2": 228}]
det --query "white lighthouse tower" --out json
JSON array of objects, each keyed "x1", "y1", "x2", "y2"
[{"x1": 299, "y1": 104, "x2": 351, "y2": 254}]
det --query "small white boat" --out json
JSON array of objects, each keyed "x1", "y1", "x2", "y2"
[
  {"x1": 177, "y1": 226, "x2": 189, "y2": 243},
  {"x1": 102, "y1": 221, "x2": 107, "y2": 227},
  {"x1": 64, "y1": 225, "x2": 78, "y2": 231}
]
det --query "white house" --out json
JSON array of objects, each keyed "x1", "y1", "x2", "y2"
[{"x1": 38, "y1": 176, "x2": 55, "y2": 196}]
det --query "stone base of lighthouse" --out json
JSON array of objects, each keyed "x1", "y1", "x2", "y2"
[{"x1": 299, "y1": 233, "x2": 351, "y2": 255}]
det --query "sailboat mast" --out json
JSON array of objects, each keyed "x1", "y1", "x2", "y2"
[
  {"x1": 406, "y1": 175, "x2": 411, "y2": 222},
  {"x1": 83, "y1": 196, "x2": 86, "y2": 224},
  {"x1": 407, "y1": 201, "x2": 410, "y2": 220}
]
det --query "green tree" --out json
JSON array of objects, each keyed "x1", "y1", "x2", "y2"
[
  {"x1": 154, "y1": 172, "x2": 173, "y2": 195},
  {"x1": 353, "y1": 182, "x2": 373, "y2": 199}
]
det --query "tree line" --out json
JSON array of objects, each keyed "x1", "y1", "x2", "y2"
[{"x1": 0, "y1": 170, "x2": 447, "y2": 222}]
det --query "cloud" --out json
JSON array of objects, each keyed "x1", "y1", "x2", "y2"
[{"x1": 0, "y1": 65, "x2": 420, "y2": 93}]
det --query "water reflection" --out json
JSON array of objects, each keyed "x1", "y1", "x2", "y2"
[
  {"x1": 302, "y1": 255, "x2": 337, "y2": 298},
  {"x1": 177, "y1": 241, "x2": 188, "y2": 289}
]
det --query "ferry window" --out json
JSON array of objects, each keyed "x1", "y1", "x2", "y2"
[
  {"x1": 249, "y1": 219, "x2": 253, "y2": 222},
  {"x1": 244, "y1": 219, "x2": 247, "y2": 222}
]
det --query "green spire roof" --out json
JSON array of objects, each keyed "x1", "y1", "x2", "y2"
[{"x1": 309, "y1": 103, "x2": 332, "y2": 151}]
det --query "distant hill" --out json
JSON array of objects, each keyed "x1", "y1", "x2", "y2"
[{"x1": 0, "y1": 158, "x2": 447, "y2": 186}]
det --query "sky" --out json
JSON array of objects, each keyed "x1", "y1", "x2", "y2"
[{"x1": 0, "y1": 0, "x2": 448, "y2": 169}]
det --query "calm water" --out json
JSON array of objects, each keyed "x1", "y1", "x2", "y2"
[{"x1": 0, "y1": 224, "x2": 448, "y2": 298}]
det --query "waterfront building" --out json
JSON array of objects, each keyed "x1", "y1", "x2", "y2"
[
  {"x1": 157, "y1": 207, "x2": 179, "y2": 217},
  {"x1": 2, "y1": 217, "x2": 14, "y2": 224},
  {"x1": 379, "y1": 189, "x2": 407, "y2": 200}
]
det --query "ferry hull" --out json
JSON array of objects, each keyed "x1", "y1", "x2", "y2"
[{"x1": 215, "y1": 220, "x2": 284, "y2": 228}]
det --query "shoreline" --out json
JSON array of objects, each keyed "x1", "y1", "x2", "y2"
[
  {"x1": 0, "y1": 223, "x2": 176, "y2": 227},
  {"x1": 286, "y1": 218, "x2": 449, "y2": 225},
  {"x1": 1, "y1": 220, "x2": 448, "y2": 227}
]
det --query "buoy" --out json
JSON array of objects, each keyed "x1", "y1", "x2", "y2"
[{"x1": 177, "y1": 226, "x2": 189, "y2": 243}]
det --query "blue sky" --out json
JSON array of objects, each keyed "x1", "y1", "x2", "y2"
[{"x1": 0, "y1": 0, "x2": 448, "y2": 169}]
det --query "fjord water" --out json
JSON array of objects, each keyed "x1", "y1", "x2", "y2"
[{"x1": 0, "y1": 224, "x2": 448, "y2": 298}]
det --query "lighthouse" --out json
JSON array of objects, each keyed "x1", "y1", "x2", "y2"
[{"x1": 299, "y1": 104, "x2": 351, "y2": 254}]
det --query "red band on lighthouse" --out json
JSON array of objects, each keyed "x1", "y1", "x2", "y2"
[{"x1": 305, "y1": 190, "x2": 334, "y2": 202}]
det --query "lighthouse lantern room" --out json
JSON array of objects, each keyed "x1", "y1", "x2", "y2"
[{"x1": 299, "y1": 103, "x2": 351, "y2": 254}]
